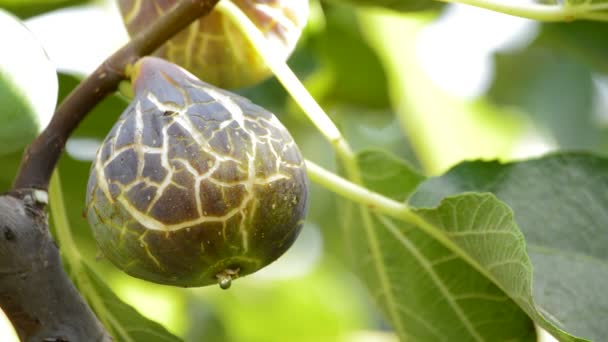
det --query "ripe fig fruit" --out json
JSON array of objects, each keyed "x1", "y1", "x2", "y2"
[
  {"x1": 86, "y1": 57, "x2": 309, "y2": 288},
  {"x1": 117, "y1": 0, "x2": 309, "y2": 89}
]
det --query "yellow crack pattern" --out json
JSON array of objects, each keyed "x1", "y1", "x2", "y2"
[
  {"x1": 116, "y1": 0, "x2": 309, "y2": 88},
  {"x1": 86, "y1": 60, "x2": 307, "y2": 282}
]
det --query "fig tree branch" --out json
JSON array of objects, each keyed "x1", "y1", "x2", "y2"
[
  {"x1": 0, "y1": 194, "x2": 110, "y2": 341},
  {"x1": 12, "y1": 0, "x2": 221, "y2": 193}
]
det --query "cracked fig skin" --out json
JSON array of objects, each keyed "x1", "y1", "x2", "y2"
[
  {"x1": 86, "y1": 57, "x2": 309, "y2": 288},
  {"x1": 118, "y1": 0, "x2": 309, "y2": 89}
]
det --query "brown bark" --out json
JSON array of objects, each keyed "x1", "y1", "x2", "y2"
[{"x1": 0, "y1": 194, "x2": 110, "y2": 341}]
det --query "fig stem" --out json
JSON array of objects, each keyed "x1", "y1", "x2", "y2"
[{"x1": 12, "y1": 0, "x2": 221, "y2": 193}]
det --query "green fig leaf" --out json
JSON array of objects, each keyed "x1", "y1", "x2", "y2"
[
  {"x1": 537, "y1": 21, "x2": 608, "y2": 74},
  {"x1": 356, "y1": 149, "x2": 424, "y2": 201},
  {"x1": 80, "y1": 262, "x2": 182, "y2": 341},
  {"x1": 489, "y1": 42, "x2": 599, "y2": 151},
  {"x1": 308, "y1": 7, "x2": 391, "y2": 108},
  {"x1": 345, "y1": 150, "x2": 548, "y2": 341},
  {"x1": 411, "y1": 153, "x2": 608, "y2": 341}
]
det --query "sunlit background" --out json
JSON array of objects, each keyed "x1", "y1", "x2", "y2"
[{"x1": 3, "y1": 0, "x2": 606, "y2": 340}]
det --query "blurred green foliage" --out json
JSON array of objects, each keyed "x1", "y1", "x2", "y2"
[
  {"x1": 0, "y1": 0, "x2": 91, "y2": 18},
  {"x1": 489, "y1": 21, "x2": 608, "y2": 152},
  {"x1": 537, "y1": 21, "x2": 608, "y2": 74},
  {"x1": 327, "y1": 0, "x2": 442, "y2": 12},
  {"x1": 490, "y1": 50, "x2": 599, "y2": 150}
]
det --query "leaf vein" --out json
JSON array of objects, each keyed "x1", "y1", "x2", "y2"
[{"x1": 378, "y1": 215, "x2": 485, "y2": 342}]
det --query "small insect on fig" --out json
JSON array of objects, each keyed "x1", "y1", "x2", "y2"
[
  {"x1": 117, "y1": 0, "x2": 309, "y2": 89},
  {"x1": 86, "y1": 57, "x2": 309, "y2": 288}
]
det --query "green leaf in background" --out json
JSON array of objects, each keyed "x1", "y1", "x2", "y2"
[
  {"x1": 489, "y1": 46, "x2": 599, "y2": 151},
  {"x1": 0, "y1": 151, "x2": 25, "y2": 192},
  {"x1": 323, "y1": 104, "x2": 423, "y2": 171},
  {"x1": 357, "y1": 149, "x2": 424, "y2": 201},
  {"x1": 0, "y1": 9, "x2": 57, "y2": 156},
  {"x1": 536, "y1": 21, "x2": 608, "y2": 75},
  {"x1": 347, "y1": 149, "x2": 547, "y2": 341},
  {"x1": 80, "y1": 262, "x2": 182, "y2": 341},
  {"x1": 0, "y1": 0, "x2": 91, "y2": 19},
  {"x1": 411, "y1": 153, "x2": 608, "y2": 341},
  {"x1": 327, "y1": 0, "x2": 442, "y2": 12},
  {"x1": 307, "y1": 5, "x2": 391, "y2": 109}
]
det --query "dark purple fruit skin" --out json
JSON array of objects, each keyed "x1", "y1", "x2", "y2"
[{"x1": 86, "y1": 57, "x2": 308, "y2": 287}]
